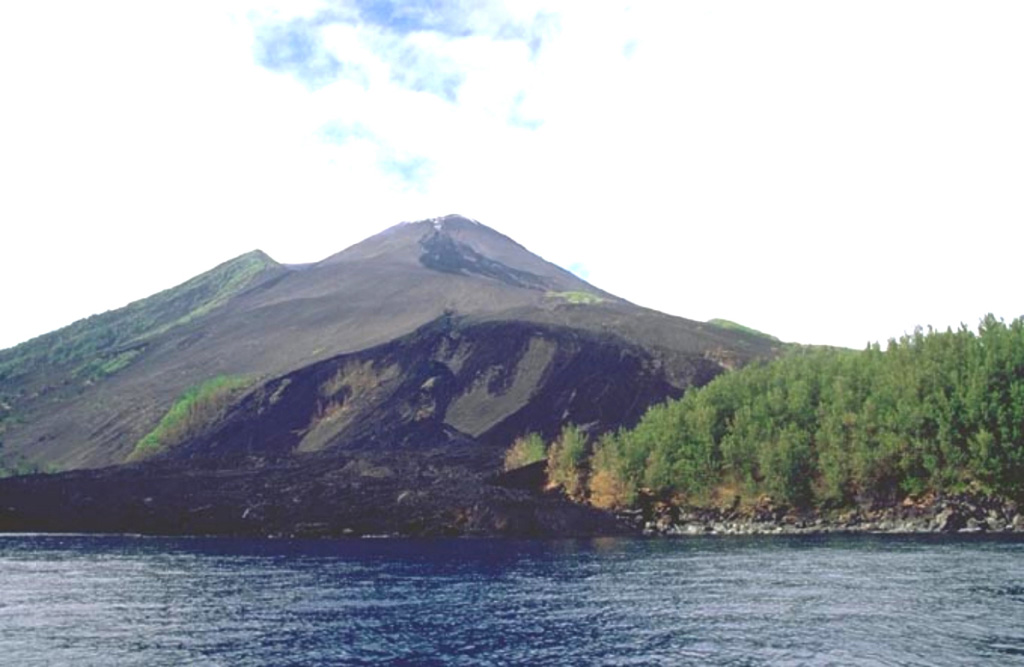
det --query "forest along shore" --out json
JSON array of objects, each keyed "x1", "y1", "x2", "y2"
[{"x1": 620, "y1": 493, "x2": 1024, "y2": 537}]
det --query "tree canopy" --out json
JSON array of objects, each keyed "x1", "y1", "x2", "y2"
[{"x1": 543, "y1": 316, "x2": 1024, "y2": 509}]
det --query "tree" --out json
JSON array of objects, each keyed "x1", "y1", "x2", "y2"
[
  {"x1": 503, "y1": 432, "x2": 547, "y2": 471},
  {"x1": 547, "y1": 424, "x2": 588, "y2": 500},
  {"x1": 588, "y1": 432, "x2": 635, "y2": 509}
]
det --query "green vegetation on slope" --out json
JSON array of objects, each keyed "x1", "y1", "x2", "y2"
[
  {"x1": 521, "y1": 315, "x2": 1024, "y2": 509},
  {"x1": 545, "y1": 291, "x2": 605, "y2": 305},
  {"x1": 0, "y1": 250, "x2": 281, "y2": 386},
  {"x1": 707, "y1": 319, "x2": 780, "y2": 342},
  {"x1": 128, "y1": 375, "x2": 253, "y2": 462}
]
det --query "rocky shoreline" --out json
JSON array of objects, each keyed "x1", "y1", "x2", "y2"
[
  {"x1": 4, "y1": 455, "x2": 1024, "y2": 540},
  {"x1": 622, "y1": 493, "x2": 1024, "y2": 537}
]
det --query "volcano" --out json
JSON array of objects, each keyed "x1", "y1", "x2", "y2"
[{"x1": 0, "y1": 215, "x2": 780, "y2": 536}]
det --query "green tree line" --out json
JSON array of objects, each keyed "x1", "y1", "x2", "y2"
[{"x1": 515, "y1": 316, "x2": 1024, "y2": 509}]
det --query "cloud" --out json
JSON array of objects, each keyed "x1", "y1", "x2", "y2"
[
  {"x1": 496, "y1": 9, "x2": 560, "y2": 59},
  {"x1": 507, "y1": 90, "x2": 542, "y2": 129},
  {"x1": 318, "y1": 120, "x2": 434, "y2": 188},
  {"x1": 251, "y1": 1, "x2": 557, "y2": 104},
  {"x1": 318, "y1": 121, "x2": 374, "y2": 144},
  {"x1": 254, "y1": 12, "x2": 466, "y2": 102},
  {"x1": 255, "y1": 17, "x2": 374, "y2": 89},
  {"x1": 379, "y1": 154, "x2": 433, "y2": 186},
  {"x1": 386, "y1": 39, "x2": 465, "y2": 102},
  {"x1": 243, "y1": 0, "x2": 557, "y2": 203},
  {"x1": 350, "y1": 0, "x2": 476, "y2": 37},
  {"x1": 351, "y1": 0, "x2": 557, "y2": 51}
]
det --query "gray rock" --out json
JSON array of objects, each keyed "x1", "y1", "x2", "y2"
[
  {"x1": 960, "y1": 517, "x2": 984, "y2": 533},
  {"x1": 891, "y1": 520, "x2": 915, "y2": 533},
  {"x1": 935, "y1": 507, "x2": 965, "y2": 532}
]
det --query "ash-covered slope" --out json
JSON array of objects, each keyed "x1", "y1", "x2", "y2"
[
  {"x1": 0, "y1": 217, "x2": 580, "y2": 468},
  {"x1": 0, "y1": 214, "x2": 780, "y2": 536},
  {"x1": 166, "y1": 316, "x2": 697, "y2": 465},
  {"x1": 1, "y1": 214, "x2": 775, "y2": 472}
]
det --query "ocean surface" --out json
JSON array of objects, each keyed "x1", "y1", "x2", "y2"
[{"x1": 1, "y1": 534, "x2": 1023, "y2": 666}]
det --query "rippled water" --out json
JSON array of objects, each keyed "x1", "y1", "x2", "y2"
[{"x1": 2, "y1": 534, "x2": 1023, "y2": 666}]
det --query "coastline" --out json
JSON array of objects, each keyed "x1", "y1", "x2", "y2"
[
  {"x1": 3, "y1": 458, "x2": 1023, "y2": 540},
  {"x1": 623, "y1": 493, "x2": 1024, "y2": 537}
]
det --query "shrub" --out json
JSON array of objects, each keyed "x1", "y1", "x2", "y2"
[{"x1": 503, "y1": 432, "x2": 547, "y2": 471}]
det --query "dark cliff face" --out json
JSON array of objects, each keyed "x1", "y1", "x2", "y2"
[
  {"x1": 0, "y1": 215, "x2": 781, "y2": 537},
  {"x1": 162, "y1": 316, "x2": 700, "y2": 467}
]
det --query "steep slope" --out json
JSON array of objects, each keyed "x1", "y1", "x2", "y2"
[
  {"x1": 0, "y1": 250, "x2": 287, "y2": 469},
  {"x1": 2, "y1": 215, "x2": 778, "y2": 473},
  {"x1": 0, "y1": 249, "x2": 283, "y2": 388}
]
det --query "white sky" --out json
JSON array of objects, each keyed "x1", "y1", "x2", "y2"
[{"x1": 1, "y1": 1, "x2": 1022, "y2": 351}]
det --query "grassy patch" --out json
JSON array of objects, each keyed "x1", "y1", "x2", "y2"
[
  {"x1": 545, "y1": 291, "x2": 604, "y2": 305},
  {"x1": 707, "y1": 318, "x2": 779, "y2": 341},
  {"x1": 73, "y1": 348, "x2": 144, "y2": 381},
  {"x1": 98, "y1": 349, "x2": 141, "y2": 376},
  {"x1": 128, "y1": 375, "x2": 252, "y2": 462}
]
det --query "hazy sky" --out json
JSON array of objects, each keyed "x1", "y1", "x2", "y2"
[{"x1": 2, "y1": 1, "x2": 1022, "y2": 351}]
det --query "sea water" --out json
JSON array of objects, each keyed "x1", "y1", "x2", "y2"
[{"x1": 2, "y1": 534, "x2": 1023, "y2": 665}]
